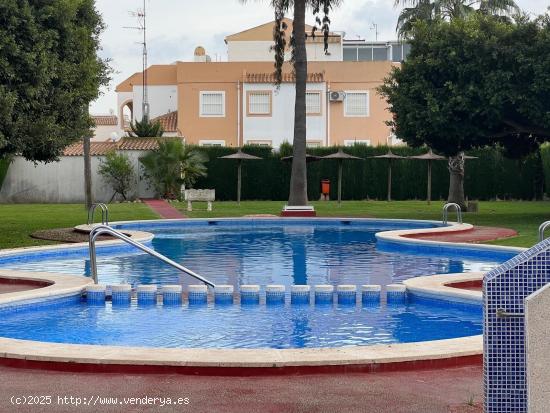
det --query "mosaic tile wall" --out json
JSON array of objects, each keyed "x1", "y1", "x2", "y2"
[{"x1": 484, "y1": 239, "x2": 550, "y2": 413}]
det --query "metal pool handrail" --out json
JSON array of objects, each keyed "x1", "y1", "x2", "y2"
[
  {"x1": 442, "y1": 203, "x2": 462, "y2": 225},
  {"x1": 87, "y1": 203, "x2": 109, "y2": 225},
  {"x1": 88, "y1": 224, "x2": 215, "y2": 288},
  {"x1": 538, "y1": 221, "x2": 550, "y2": 242}
]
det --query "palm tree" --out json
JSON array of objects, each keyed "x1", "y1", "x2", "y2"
[
  {"x1": 127, "y1": 118, "x2": 164, "y2": 138},
  {"x1": 243, "y1": 1, "x2": 341, "y2": 206},
  {"x1": 395, "y1": 0, "x2": 519, "y2": 38},
  {"x1": 139, "y1": 139, "x2": 207, "y2": 199}
]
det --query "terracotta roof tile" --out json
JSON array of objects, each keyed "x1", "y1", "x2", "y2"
[
  {"x1": 92, "y1": 115, "x2": 118, "y2": 126},
  {"x1": 117, "y1": 137, "x2": 161, "y2": 151},
  {"x1": 151, "y1": 111, "x2": 178, "y2": 133},
  {"x1": 62, "y1": 137, "x2": 186, "y2": 156},
  {"x1": 63, "y1": 142, "x2": 118, "y2": 156},
  {"x1": 245, "y1": 72, "x2": 324, "y2": 83}
]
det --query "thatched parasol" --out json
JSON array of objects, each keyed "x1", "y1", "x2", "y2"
[
  {"x1": 281, "y1": 154, "x2": 322, "y2": 163},
  {"x1": 321, "y1": 149, "x2": 363, "y2": 205},
  {"x1": 408, "y1": 149, "x2": 446, "y2": 204},
  {"x1": 219, "y1": 149, "x2": 262, "y2": 205},
  {"x1": 370, "y1": 150, "x2": 406, "y2": 202}
]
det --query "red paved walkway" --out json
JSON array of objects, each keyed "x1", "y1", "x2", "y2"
[
  {"x1": 0, "y1": 364, "x2": 482, "y2": 413},
  {"x1": 405, "y1": 225, "x2": 517, "y2": 243},
  {"x1": 141, "y1": 199, "x2": 186, "y2": 219}
]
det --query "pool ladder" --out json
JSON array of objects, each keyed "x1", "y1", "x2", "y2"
[
  {"x1": 88, "y1": 224, "x2": 215, "y2": 288},
  {"x1": 538, "y1": 221, "x2": 550, "y2": 242},
  {"x1": 87, "y1": 203, "x2": 109, "y2": 225},
  {"x1": 442, "y1": 203, "x2": 462, "y2": 225}
]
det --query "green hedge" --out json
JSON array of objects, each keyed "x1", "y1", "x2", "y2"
[
  {"x1": 191, "y1": 145, "x2": 545, "y2": 201},
  {"x1": 540, "y1": 143, "x2": 550, "y2": 195}
]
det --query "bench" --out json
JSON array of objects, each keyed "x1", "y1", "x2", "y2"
[{"x1": 184, "y1": 189, "x2": 215, "y2": 212}]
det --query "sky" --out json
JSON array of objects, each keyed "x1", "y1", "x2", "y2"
[{"x1": 91, "y1": 0, "x2": 549, "y2": 114}]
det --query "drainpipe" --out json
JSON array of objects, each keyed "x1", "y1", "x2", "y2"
[
  {"x1": 237, "y1": 81, "x2": 241, "y2": 147},
  {"x1": 326, "y1": 82, "x2": 331, "y2": 147}
]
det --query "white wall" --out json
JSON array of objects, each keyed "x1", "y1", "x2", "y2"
[
  {"x1": 227, "y1": 41, "x2": 342, "y2": 62},
  {"x1": 0, "y1": 152, "x2": 155, "y2": 203},
  {"x1": 133, "y1": 85, "x2": 178, "y2": 121},
  {"x1": 526, "y1": 283, "x2": 550, "y2": 413},
  {"x1": 243, "y1": 82, "x2": 327, "y2": 148},
  {"x1": 92, "y1": 125, "x2": 122, "y2": 142},
  {"x1": 227, "y1": 41, "x2": 275, "y2": 62},
  {"x1": 306, "y1": 42, "x2": 342, "y2": 61}
]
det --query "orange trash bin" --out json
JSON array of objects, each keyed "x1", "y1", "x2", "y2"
[{"x1": 321, "y1": 179, "x2": 330, "y2": 196}]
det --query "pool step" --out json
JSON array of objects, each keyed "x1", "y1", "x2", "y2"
[{"x1": 85, "y1": 284, "x2": 407, "y2": 306}]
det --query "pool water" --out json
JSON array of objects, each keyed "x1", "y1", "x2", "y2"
[
  {"x1": 0, "y1": 298, "x2": 482, "y2": 348},
  {"x1": 0, "y1": 221, "x2": 510, "y2": 287}
]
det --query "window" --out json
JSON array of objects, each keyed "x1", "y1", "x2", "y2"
[
  {"x1": 343, "y1": 47, "x2": 357, "y2": 61},
  {"x1": 199, "y1": 140, "x2": 225, "y2": 147},
  {"x1": 392, "y1": 44, "x2": 403, "y2": 62},
  {"x1": 306, "y1": 91, "x2": 322, "y2": 115},
  {"x1": 247, "y1": 91, "x2": 271, "y2": 116},
  {"x1": 344, "y1": 139, "x2": 371, "y2": 146},
  {"x1": 344, "y1": 91, "x2": 369, "y2": 117},
  {"x1": 358, "y1": 47, "x2": 372, "y2": 61},
  {"x1": 373, "y1": 47, "x2": 388, "y2": 61},
  {"x1": 403, "y1": 43, "x2": 412, "y2": 60},
  {"x1": 246, "y1": 140, "x2": 272, "y2": 147},
  {"x1": 200, "y1": 91, "x2": 225, "y2": 117},
  {"x1": 306, "y1": 140, "x2": 322, "y2": 148}
]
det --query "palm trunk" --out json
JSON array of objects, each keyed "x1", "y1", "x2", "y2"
[
  {"x1": 447, "y1": 152, "x2": 466, "y2": 209},
  {"x1": 237, "y1": 160, "x2": 242, "y2": 205},
  {"x1": 288, "y1": 0, "x2": 308, "y2": 206}
]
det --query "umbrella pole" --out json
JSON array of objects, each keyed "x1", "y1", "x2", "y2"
[
  {"x1": 237, "y1": 160, "x2": 242, "y2": 206},
  {"x1": 387, "y1": 159, "x2": 392, "y2": 202},
  {"x1": 338, "y1": 160, "x2": 343, "y2": 206},
  {"x1": 427, "y1": 160, "x2": 432, "y2": 205}
]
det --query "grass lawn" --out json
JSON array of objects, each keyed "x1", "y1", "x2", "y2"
[
  {"x1": 0, "y1": 203, "x2": 158, "y2": 249},
  {"x1": 0, "y1": 200, "x2": 548, "y2": 249},
  {"x1": 177, "y1": 200, "x2": 550, "y2": 248}
]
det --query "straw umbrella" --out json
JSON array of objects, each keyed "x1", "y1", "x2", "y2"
[
  {"x1": 369, "y1": 150, "x2": 406, "y2": 202},
  {"x1": 281, "y1": 154, "x2": 321, "y2": 163},
  {"x1": 218, "y1": 149, "x2": 262, "y2": 205},
  {"x1": 408, "y1": 149, "x2": 446, "y2": 204},
  {"x1": 321, "y1": 149, "x2": 363, "y2": 206}
]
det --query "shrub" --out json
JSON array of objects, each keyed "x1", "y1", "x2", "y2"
[{"x1": 98, "y1": 151, "x2": 136, "y2": 201}]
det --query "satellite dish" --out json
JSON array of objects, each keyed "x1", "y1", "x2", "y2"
[{"x1": 111, "y1": 132, "x2": 121, "y2": 142}]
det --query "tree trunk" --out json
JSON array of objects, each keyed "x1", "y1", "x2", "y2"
[
  {"x1": 534, "y1": 148, "x2": 544, "y2": 200},
  {"x1": 447, "y1": 152, "x2": 466, "y2": 209},
  {"x1": 83, "y1": 131, "x2": 93, "y2": 210},
  {"x1": 387, "y1": 159, "x2": 392, "y2": 202},
  {"x1": 287, "y1": 0, "x2": 308, "y2": 206}
]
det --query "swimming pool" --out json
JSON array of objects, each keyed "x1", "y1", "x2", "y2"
[
  {"x1": 0, "y1": 219, "x2": 515, "y2": 287},
  {"x1": 0, "y1": 219, "x2": 518, "y2": 350}
]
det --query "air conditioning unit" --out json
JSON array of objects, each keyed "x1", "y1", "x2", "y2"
[{"x1": 329, "y1": 91, "x2": 345, "y2": 102}]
